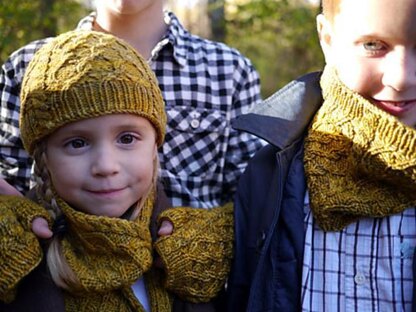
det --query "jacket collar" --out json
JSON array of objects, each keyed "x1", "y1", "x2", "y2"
[{"x1": 232, "y1": 71, "x2": 323, "y2": 149}]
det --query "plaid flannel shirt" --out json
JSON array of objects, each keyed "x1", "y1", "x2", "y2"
[
  {"x1": 0, "y1": 11, "x2": 264, "y2": 208},
  {"x1": 302, "y1": 192, "x2": 416, "y2": 311}
]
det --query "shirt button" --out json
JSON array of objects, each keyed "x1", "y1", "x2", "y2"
[
  {"x1": 354, "y1": 273, "x2": 366, "y2": 285},
  {"x1": 190, "y1": 119, "x2": 200, "y2": 129}
]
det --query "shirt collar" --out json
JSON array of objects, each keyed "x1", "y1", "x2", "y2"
[
  {"x1": 76, "y1": 12, "x2": 95, "y2": 30},
  {"x1": 162, "y1": 11, "x2": 188, "y2": 68},
  {"x1": 76, "y1": 11, "x2": 188, "y2": 68}
]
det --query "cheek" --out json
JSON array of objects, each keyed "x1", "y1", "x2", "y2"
[
  {"x1": 129, "y1": 149, "x2": 156, "y2": 186},
  {"x1": 336, "y1": 61, "x2": 375, "y2": 96},
  {"x1": 45, "y1": 157, "x2": 80, "y2": 197}
]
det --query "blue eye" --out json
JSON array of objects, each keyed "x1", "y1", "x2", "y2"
[{"x1": 363, "y1": 41, "x2": 385, "y2": 51}]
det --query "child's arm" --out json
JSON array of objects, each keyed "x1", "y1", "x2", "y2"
[
  {"x1": 154, "y1": 203, "x2": 233, "y2": 303},
  {"x1": 0, "y1": 196, "x2": 51, "y2": 303}
]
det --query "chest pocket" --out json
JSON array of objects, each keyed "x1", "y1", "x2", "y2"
[{"x1": 160, "y1": 105, "x2": 227, "y2": 178}]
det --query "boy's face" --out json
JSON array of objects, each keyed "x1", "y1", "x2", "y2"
[
  {"x1": 97, "y1": 0, "x2": 162, "y2": 16},
  {"x1": 318, "y1": 0, "x2": 416, "y2": 127}
]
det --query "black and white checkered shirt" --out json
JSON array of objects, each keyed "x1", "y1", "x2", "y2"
[{"x1": 0, "y1": 11, "x2": 264, "y2": 208}]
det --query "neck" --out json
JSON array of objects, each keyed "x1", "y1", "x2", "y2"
[{"x1": 94, "y1": 3, "x2": 167, "y2": 60}]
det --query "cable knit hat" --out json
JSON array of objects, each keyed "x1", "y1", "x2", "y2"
[{"x1": 20, "y1": 30, "x2": 166, "y2": 155}]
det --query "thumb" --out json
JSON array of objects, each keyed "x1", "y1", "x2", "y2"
[
  {"x1": 32, "y1": 217, "x2": 53, "y2": 239},
  {"x1": 157, "y1": 219, "x2": 174, "y2": 237}
]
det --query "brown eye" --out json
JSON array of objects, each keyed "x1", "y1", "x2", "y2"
[
  {"x1": 119, "y1": 134, "x2": 135, "y2": 144},
  {"x1": 68, "y1": 138, "x2": 86, "y2": 148}
]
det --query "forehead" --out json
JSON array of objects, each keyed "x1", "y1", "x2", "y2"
[{"x1": 334, "y1": 0, "x2": 416, "y2": 42}]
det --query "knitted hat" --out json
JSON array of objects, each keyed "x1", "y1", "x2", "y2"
[{"x1": 20, "y1": 30, "x2": 166, "y2": 155}]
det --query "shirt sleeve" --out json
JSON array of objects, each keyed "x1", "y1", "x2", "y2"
[
  {"x1": 0, "y1": 40, "x2": 49, "y2": 193},
  {"x1": 221, "y1": 54, "x2": 266, "y2": 203}
]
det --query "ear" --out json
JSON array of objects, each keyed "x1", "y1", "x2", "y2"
[{"x1": 316, "y1": 14, "x2": 333, "y2": 64}]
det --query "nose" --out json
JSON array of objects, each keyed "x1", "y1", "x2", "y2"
[
  {"x1": 382, "y1": 49, "x2": 416, "y2": 92},
  {"x1": 91, "y1": 144, "x2": 120, "y2": 177}
]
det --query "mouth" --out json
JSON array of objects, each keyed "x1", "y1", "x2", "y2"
[
  {"x1": 87, "y1": 187, "x2": 126, "y2": 198},
  {"x1": 372, "y1": 99, "x2": 416, "y2": 116}
]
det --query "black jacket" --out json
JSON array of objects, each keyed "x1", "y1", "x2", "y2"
[
  {"x1": 226, "y1": 71, "x2": 416, "y2": 311},
  {"x1": 226, "y1": 72, "x2": 322, "y2": 311}
]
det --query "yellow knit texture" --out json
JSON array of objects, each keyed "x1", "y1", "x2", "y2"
[
  {"x1": 154, "y1": 203, "x2": 234, "y2": 302},
  {"x1": 304, "y1": 66, "x2": 416, "y2": 231},
  {"x1": 56, "y1": 193, "x2": 172, "y2": 311},
  {"x1": 20, "y1": 30, "x2": 166, "y2": 155},
  {"x1": 0, "y1": 195, "x2": 232, "y2": 309},
  {"x1": 0, "y1": 196, "x2": 51, "y2": 303}
]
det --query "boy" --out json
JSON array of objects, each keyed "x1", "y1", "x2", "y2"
[{"x1": 226, "y1": 0, "x2": 416, "y2": 311}]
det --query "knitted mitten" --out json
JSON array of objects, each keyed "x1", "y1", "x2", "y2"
[
  {"x1": 154, "y1": 203, "x2": 234, "y2": 302},
  {"x1": 0, "y1": 195, "x2": 51, "y2": 303}
]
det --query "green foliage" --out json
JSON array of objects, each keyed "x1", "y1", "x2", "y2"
[
  {"x1": 0, "y1": 0, "x2": 89, "y2": 63},
  {"x1": 2, "y1": 0, "x2": 323, "y2": 98},
  {"x1": 225, "y1": 0, "x2": 324, "y2": 98}
]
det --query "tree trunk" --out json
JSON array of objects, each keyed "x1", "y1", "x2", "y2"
[{"x1": 208, "y1": 0, "x2": 225, "y2": 42}]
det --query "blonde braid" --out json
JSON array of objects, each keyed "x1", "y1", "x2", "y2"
[
  {"x1": 33, "y1": 142, "x2": 56, "y2": 217},
  {"x1": 32, "y1": 144, "x2": 160, "y2": 290},
  {"x1": 32, "y1": 143, "x2": 79, "y2": 290},
  {"x1": 130, "y1": 155, "x2": 159, "y2": 221}
]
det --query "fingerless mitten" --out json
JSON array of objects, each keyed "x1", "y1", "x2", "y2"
[
  {"x1": 0, "y1": 196, "x2": 51, "y2": 302},
  {"x1": 154, "y1": 203, "x2": 234, "y2": 302}
]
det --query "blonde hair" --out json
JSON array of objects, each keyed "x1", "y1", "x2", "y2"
[
  {"x1": 321, "y1": 0, "x2": 341, "y2": 22},
  {"x1": 33, "y1": 140, "x2": 159, "y2": 291}
]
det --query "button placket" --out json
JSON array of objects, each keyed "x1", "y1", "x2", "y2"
[
  {"x1": 189, "y1": 111, "x2": 201, "y2": 129},
  {"x1": 354, "y1": 272, "x2": 366, "y2": 285}
]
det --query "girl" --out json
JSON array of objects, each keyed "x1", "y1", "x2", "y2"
[{"x1": 0, "y1": 30, "x2": 233, "y2": 312}]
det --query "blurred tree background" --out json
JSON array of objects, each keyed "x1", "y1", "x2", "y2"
[
  {"x1": 224, "y1": 0, "x2": 324, "y2": 97},
  {"x1": 0, "y1": 0, "x2": 89, "y2": 63},
  {"x1": 0, "y1": 0, "x2": 324, "y2": 98}
]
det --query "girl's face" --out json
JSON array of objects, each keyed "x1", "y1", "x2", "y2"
[
  {"x1": 318, "y1": 0, "x2": 416, "y2": 127},
  {"x1": 45, "y1": 114, "x2": 157, "y2": 217}
]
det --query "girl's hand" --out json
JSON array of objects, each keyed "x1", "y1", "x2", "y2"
[
  {"x1": 32, "y1": 217, "x2": 53, "y2": 239},
  {"x1": 157, "y1": 219, "x2": 174, "y2": 236}
]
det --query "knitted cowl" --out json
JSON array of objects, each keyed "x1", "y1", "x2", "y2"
[
  {"x1": 55, "y1": 192, "x2": 172, "y2": 311},
  {"x1": 304, "y1": 66, "x2": 416, "y2": 231},
  {"x1": 0, "y1": 195, "x2": 234, "y2": 310}
]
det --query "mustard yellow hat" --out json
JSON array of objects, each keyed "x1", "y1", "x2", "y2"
[{"x1": 20, "y1": 30, "x2": 166, "y2": 155}]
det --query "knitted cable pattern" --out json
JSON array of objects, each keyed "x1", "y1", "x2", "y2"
[
  {"x1": 58, "y1": 199, "x2": 153, "y2": 293},
  {"x1": 20, "y1": 30, "x2": 166, "y2": 154},
  {"x1": 154, "y1": 203, "x2": 234, "y2": 302},
  {"x1": 0, "y1": 196, "x2": 51, "y2": 303},
  {"x1": 53, "y1": 192, "x2": 172, "y2": 311},
  {"x1": 0, "y1": 193, "x2": 173, "y2": 311},
  {"x1": 304, "y1": 66, "x2": 416, "y2": 231}
]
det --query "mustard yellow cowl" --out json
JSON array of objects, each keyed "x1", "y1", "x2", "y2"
[{"x1": 304, "y1": 66, "x2": 416, "y2": 231}]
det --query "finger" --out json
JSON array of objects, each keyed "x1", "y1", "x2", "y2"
[
  {"x1": 0, "y1": 179, "x2": 22, "y2": 196},
  {"x1": 32, "y1": 217, "x2": 53, "y2": 239},
  {"x1": 157, "y1": 220, "x2": 173, "y2": 236}
]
